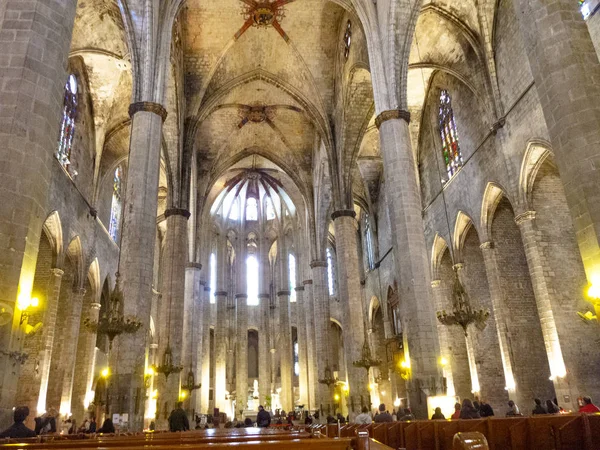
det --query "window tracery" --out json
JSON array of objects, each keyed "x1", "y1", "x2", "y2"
[
  {"x1": 246, "y1": 197, "x2": 258, "y2": 221},
  {"x1": 56, "y1": 74, "x2": 78, "y2": 172},
  {"x1": 108, "y1": 166, "x2": 123, "y2": 242},
  {"x1": 438, "y1": 89, "x2": 463, "y2": 178}
]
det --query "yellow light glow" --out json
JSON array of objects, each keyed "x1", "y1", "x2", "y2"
[
  {"x1": 588, "y1": 282, "x2": 600, "y2": 299},
  {"x1": 179, "y1": 391, "x2": 187, "y2": 400},
  {"x1": 381, "y1": 391, "x2": 386, "y2": 396},
  {"x1": 145, "y1": 367, "x2": 155, "y2": 376},
  {"x1": 369, "y1": 383, "x2": 375, "y2": 391},
  {"x1": 152, "y1": 390, "x2": 158, "y2": 399},
  {"x1": 342, "y1": 384, "x2": 349, "y2": 392},
  {"x1": 101, "y1": 368, "x2": 109, "y2": 378},
  {"x1": 393, "y1": 398, "x2": 401, "y2": 407},
  {"x1": 334, "y1": 394, "x2": 340, "y2": 401},
  {"x1": 31, "y1": 297, "x2": 39, "y2": 307},
  {"x1": 439, "y1": 357, "x2": 448, "y2": 367},
  {"x1": 400, "y1": 359, "x2": 410, "y2": 369}
]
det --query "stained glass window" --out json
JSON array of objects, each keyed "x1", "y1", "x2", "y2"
[
  {"x1": 246, "y1": 197, "x2": 258, "y2": 221},
  {"x1": 344, "y1": 20, "x2": 352, "y2": 60},
  {"x1": 210, "y1": 253, "x2": 217, "y2": 304},
  {"x1": 247, "y1": 255, "x2": 259, "y2": 305},
  {"x1": 438, "y1": 90, "x2": 463, "y2": 178},
  {"x1": 56, "y1": 74, "x2": 78, "y2": 172},
  {"x1": 289, "y1": 253, "x2": 296, "y2": 302},
  {"x1": 327, "y1": 247, "x2": 335, "y2": 296},
  {"x1": 365, "y1": 214, "x2": 375, "y2": 270},
  {"x1": 108, "y1": 166, "x2": 123, "y2": 242}
]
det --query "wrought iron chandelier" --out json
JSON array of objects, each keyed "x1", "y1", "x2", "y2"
[
  {"x1": 352, "y1": 337, "x2": 381, "y2": 374},
  {"x1": 436, "y1": 271, "x2": 489, "y2": 336},
  {"x1": 181, "y1": 365, "x2": 201, "y2": 392},
  {"x1": 154, "y1": 346, "x2": 183, "y2": 380},
  {"x1": 84, "y1": 272, "x2": 142, "y2": 349},
  {"x1": 318, "y1": 364, "x2": 337, "y2": 388}
]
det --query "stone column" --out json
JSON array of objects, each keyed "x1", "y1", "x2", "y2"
[
  {"x1": 0, "y1": 1, "x2": 77, "y2": 425},
  {"x1": 513, "y1": 0, "x2": 600, "y2": 284},
  {"x1": 430, "y1": 280, "x2": 458, "y2": 397},
  {"x1": 375, "y1": 112, "x2": 440, "y2": 418},
  {"x1": 199, "y1": 284, "x2": 211, "y2": 414},
  {"x1": 184, "y1": 262, "x2": 202, "y2": 414},
  {"x1": 155, "y1": 209, "x2": 189, "y2": 428},
  {"x1": 258, "y1": 294, "x2": 271, "y2": 407},
  {"x1": 59, "y1": 287, "x2": 86, "y2": 416},
  {"x1": 277, "y1": 286, "x2": 293, "y2": 411},
  {"x1": 479, "y1": 242, "x2": 518, "y2": 401},
  {"x1": 71, "y1": 301, "x2": 101, "y2": 420},
  {"x1": 295, "y1": 285, "x2": 309, "y2": 407},
  {"x1": 113, "y1": 101, "x2": 167, "y2": 431},
  {"x1": 214, "y1": 236, "x2": 228, "y2": 413},
  {"x1": 311, "y1": 261, "x2": 332, "y2": 415},
  {"x1": 331, "y1": 211, "x2": 370, "y2": 413},
  {"x1": 235, "y1": 294, "x2": 248, "y2": 414},
  {"x1": 303, "y1": 279, "x2": 318, "y2": 411}
]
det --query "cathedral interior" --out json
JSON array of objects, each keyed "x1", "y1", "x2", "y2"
[{"x1": 2, "y1": 0, "x2": 600, "y2": 433}]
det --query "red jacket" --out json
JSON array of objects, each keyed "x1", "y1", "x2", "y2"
[{"x1": 579, "y1": 403, "x2": 600, "y2": 413}]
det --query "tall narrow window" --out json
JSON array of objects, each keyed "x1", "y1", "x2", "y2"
[
  {"x1": 365, "y1": 214, "x2": 375, "y2": 270},
  {"x1": 266, "y1": 198, "x2": 276, "y2": 220},
  {"x1": 246, "y1": 197, "x2": 258, "y2": 221},
  {"x1": 438, "y1": 89, "x2": 463, "y2": 178},
  {"x1": 108, "y1": 166, "x2": 123, "y2": 242},
  {"x1": 210, "y1": 252, "x2": 216, "y2": 304},
  {"x1": 57, "y1": 74, "x2": 78, "y2": 172},
  {"x1": 294, "y1": 341, "x2": 300, "y2": 376},
  {"x1": 343, "y1": 20, "x2": 352, "y2": 60},
  {"x1": 289, "y1": 253, "x2": 296, "y2": 302},
  {"x1": 326, "y1": 247, "x2": 335, "y2": 296},
  {"x1": 229, "y1": 199, "x2": 239, "y2": 221},
  {"x1": 247, "y1": 255, "x2": 259, "y2": 305}
]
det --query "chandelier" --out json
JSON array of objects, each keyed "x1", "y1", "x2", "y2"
[
  {"x1": 181, "y1": 365, "x2": 201, "y2": 392},
  {"x1": 352, "y1": 338, "x2": 381, "y2": 374},
  {"x1": 436, "y1": 271, "x2": 489, "y2": 336},
  {"x1": 84, "y1": 272, "x2": 142, "y2": 349},
  {"x1": 318, "y1": 365, "x2": 337, "y2": 388},
  {"x1": 154, "y1": 346, "x2": 183, "y2": 380}
]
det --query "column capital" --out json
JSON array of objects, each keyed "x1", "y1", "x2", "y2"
[
  {"x1": 73, "y1": 287, "x2": 87, "y2": 295},
  {"x1": 186, "y1": 262, "x2": 202, "y2": 270},
  {"x1": 214, "y1": 290, "x2": 228, "y2": 297},
  {"x1": 277, "y1": 290, "x2": 291, "y2": 297},
  {"x1": 310, "y1": 260, "x2": 327, "y2": 268},
  {"x1": 235, "y1": 293, "x2": 248, "y2": 299},
  {"x1": 303, "y1": 279, "x2": 313, "y2": 285},
  {"x1": 514, "y1": 210, "x2": 536, "y2": 225},
  {"x1": 50, "y1": 268, "x2": 64, "y2": 277},
  {"x1": 331, "y1": 209, "x2": 356, "y2": 220},
  {"x1": 431, "y1": 279, "x2": 441, "y2": 288},
  {"x1": 164, "y1": 208, "x2": 191, "y2": 219},
  {"x1": 295, "y1": 286, "x2": 305, "y2": 292},
  {"x1": 128, "y1": 101, "x2": 168, "y2": 122},
  {"x1": 258, "y1": 293, "x2": 270, "y2": 299},
  {"x1": 204, "y1": 286, "x2": 212, "y2": 292},
  {"x1": 479, "y1": 241, "x2": 494, "y2": 250},
  {"x1": 375, "y1": 109, "x2": 411, "y2": 128},
  {"x1": 90, "y1": 302, "x2": 102, "y2": 310}
]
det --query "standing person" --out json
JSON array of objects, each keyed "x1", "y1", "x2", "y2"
[
  {"x1": 168, "y1": 402, "x2": 190, "y2": 432},
  {"x1": 451, "y1": 403, "x2": 461, "y2": 420},
  {"x1": 256, "y1": 405, "x2": 271, "y2": 427},
  {"x1": 532, "y1": 398, "x2": 547, "y2": 415},
  {"x1": 460, "y1": 399, "x2": 480, "y2": 419},
  {"x1": 506, "y1": 400, "x2": 521, "y2": 417},
  {"x1": 479, "y1": 401, "x2": 494, "y2": 417},
  {"x1": 374, "y1": 404, "x2": 393, "y2": 422},
  {"x1": 579, "y1": 396, "x2": 600, "y2": 413},
  {"x1": 0, "y1": 406, "x2": 36, "y2": 438},
  {"x1": 431, "y1": 407, "x2": 445, "y2": 420},
  {"x1": 354, "y1": 406, "x2": 372, "y2": 424}
]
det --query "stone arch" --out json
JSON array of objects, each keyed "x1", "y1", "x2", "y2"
[
  {"x1": 480, "y1": 182, "x2": 511, "y2": 243},
  {"x1": 66, "y1": 236, "x2": 85, "y2": 290},
  {"x1": 518, "y1": 139, "x2": 554, "y2": 211},
  {"x1": 453, "y1": 211, "x2": 474, "y2": 262},
  {"x1": 368, "y1": 296, "x2": 380, "y2": 326},
  {"x1": 42, "y1": 211, "x2": 64, "y2": 268},
  {"x1": 431, "y1": 233, "x2": 449, "y2": 281},
  {"x1": 86, "y1": 258, "x2": 101, "y2": 303}
]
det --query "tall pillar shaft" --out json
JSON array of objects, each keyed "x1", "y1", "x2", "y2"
[
  {"x1": 113, "y1": 103, "x2": 167, "y2": 431},
  {"x1": 184, "y1": 263, "x2": 202, "y2": 414},
  {"x1": 277, "y1": 290, "x2": 293, "y2": 411},
  {"x1": 199, "y1": 285, "x2": 211, "y2": 414},
  {"x1": 303, "y1": 279, "x2": 318, "y2": 411},
  {"x1": 376, "y1": 114, "x2": 440, "y2": 418},
  {"x1": 513, "y1": 0, "x2": 600, "y2": 281},
  {"x1": 235, "y1": 295, "x2": 248, "y2": 414},
  {"x1": 258, "y1": 294, "x2": 270, "y2": 407},
  {"x1": 295, "y1": 286, "x2": 309, "y2": 407},
  {"x1": 311, "y1": 262, "x2": 331, "y2": 414},
  {"x1": 0, "y1": 1, "x2": 77, "y2": 425},
  {"x1": 214, "y1": 235, "x2": 228, "y2": 414},
  {"x1": 332, "y1": 212, "x2": 369, "y2": 413}
]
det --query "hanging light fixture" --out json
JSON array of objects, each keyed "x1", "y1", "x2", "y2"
[
  {"x1": 352, "y1": 337, "x2": 382, "y2": 374},
  {"x1": 318, "y1": 363, "x2": 337, "y2": 388}
]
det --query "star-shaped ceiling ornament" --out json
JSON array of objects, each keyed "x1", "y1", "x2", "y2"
[
  {"x1": 235, "y1": 0, "x2": 297, "y2": 42},
  {"x1": 237, "y1": 104, "x2": 302, "y2": 128}
]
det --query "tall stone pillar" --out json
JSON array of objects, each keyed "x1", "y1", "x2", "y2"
[
  {"x1": 375, "y1": 112, "x2": 440, "y2": 418},
  {"x1": 214, "y1": 236, "x2": 228, "y2": 413},
  {"x1": 184, "y1": 262, "x2": 202, "y2": 414},
  {"x1": 303, "y1": 279, "x2": 318, "y2": 412},
  {"x1": 331, "y1": 211, "x2": 370, "y2": 414},
  {"x1": 0, "y1": 1, "x2": 77, "y2": 425},
  {"x1": 512, "y1": 0, "x2": 600, "y2": 286},
  {"x1": 277, "y1": 287, "x2": 293, "y2": 411},
  {"x1": 235, "y1": 294, "x2": 248, "y2": 414},
  {"x1": 295, "y1": 285, "x2": 309, "y2": 407},
  {"x1": 71, "y1": 301, "x2": 101, "y2": 420},
  {"x1": 515, "y1": 211, "x2": 600, "y2": 409},
  {"x1": 311, "y1": 261, "x2": 332, "y2": 415},
  {"x1": 199, "y1": 284, "x2": 211, "y2": 414},
  {"x1": 155, "y1": 209, "x2": 189, "y2": 428},
  {"x1": 258, "y1": 294, "x2": 271, "y2": 407},
  {"x1": 59, "y1": 287, "x2": 86, "y2": 415},
  {"x1": 112, "y1": 101, "x2": 167, "y2": 431}
]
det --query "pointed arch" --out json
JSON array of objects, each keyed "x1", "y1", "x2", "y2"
[
  {"x1": 42, "y1": 211, "x2": 64, "y2": 268},
  {"x1": 518, "y1": 139, "x2": 554, "y2": 210},
  {"x1": 453, "y1": 211, "x2": 474, "y2": 262},
  {"x1": 480, "y1": 182, "x2": 510, "y2": 243},
  {"x1": 431, "y1": 233, "x2": 449, "y2": 280},
  {"x1": 66, "y1": 236, "x2": 84, "y2": 288},
  {"x1": 368, "y1": 296, "x2": 380, "y2": 326},
  {"x1": 86, "y1": 258, "x2": 101, "y2": 303}
]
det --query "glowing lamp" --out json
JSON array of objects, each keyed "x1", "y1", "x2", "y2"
[
  {"x1": 334, "y1": 394, "x2": 340, "y2": 401},
  {"x1": 439, "y1": 357, "x2": 448, "y2": 367},
  {"x1": 393, "y1": 398, "x2": 401, "y2": 407},
  {"x1": 369, "y1": 383, "x2": 375, "y2": 391},
  {"x1": 179, "y1": 391, "x2": 187, "y2": 400},
  {"x1": 101, "y1": 367, "x2": 109, "y2": 378},
  {"x1": 145, "y1": 367, "x2": 155, "y2": 377},
  {"x1": 400, "y1": 360, "x2": 410, "y2": 369}
]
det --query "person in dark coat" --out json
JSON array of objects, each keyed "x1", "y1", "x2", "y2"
[
  {"x1": 88, "y1": 417, "x2": 97, "y2": 433},
  {"x1": 460, "y1": 399, "x2": 481, "y2": 419},
  {"x1": 97, "y1": 418, "x2": 115, "y2": 434},
  {"x1": 532, "y1": 398, "x2": 548, "y2": 415},
  {"x1": 168, "y1": 402, "x2": 190, "y2": 432},
  {"x1": 0, "y1": 406, "x2": 36, "y2": 439},
  {"x1": 479, "y1": 401, "x2": 494, "y2": 417},
  {"x1": 373, "y1": 404, "x2": 394, "y2": 422},
  {"x1": 257, "y1": 405, "x2": 271, "y2": 427},
  {"x1": 546, "y1": 400, "x2": 559, "y2": 414},
  {"x1": 431, "y1": 407, "x2": 445, "y2": 420}
]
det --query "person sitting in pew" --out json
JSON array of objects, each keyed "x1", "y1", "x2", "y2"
[
  {"x1": 532, "y1": 398, "x2": 548, "y2": 415},
  {"x1": 431, "y1": 407, "x2": 446, "y2": 420},
  {"x1": 257, "y1": 405, "x2": 271, "y2": 427},
  {"x1": 399, "y1": 408, "x2": 415, "y2": 421},
  {"x1": 168, "y1": 401, "x2": 190, "y2": 432},
  {"x1": 374, "y1": 403, "x2": 394, "y2": 422},
  {"x1": 354, "y1": 406, "x2": 372, "y2": 424},
  {"x1": 506, "y1": 400, "x2": 522, "y2": 417},
  {"x1": 459, "y1": 399, "x2": 480, "y2": 419},
  {"x1": 451, "y1": 403, "x2": 461, "y2": 420},
  {"x1": 97, "y1": 418, "x2": 115, "y2": 434},
  {"x1": 546, "y1": 400, "x2": 560, "y2": 414},
  {"x1": 479, "y1": 401, "x2": 494, "y2": 417},
  {"x1": 579, "y1": 396, "x2": 600, "y2": 413},
  {"x1": 0, "y1": 406, "x2": 36, "y2": 439},
  {"x1": 244, "y1": 418, "x2": 254, "y2": 427}
]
